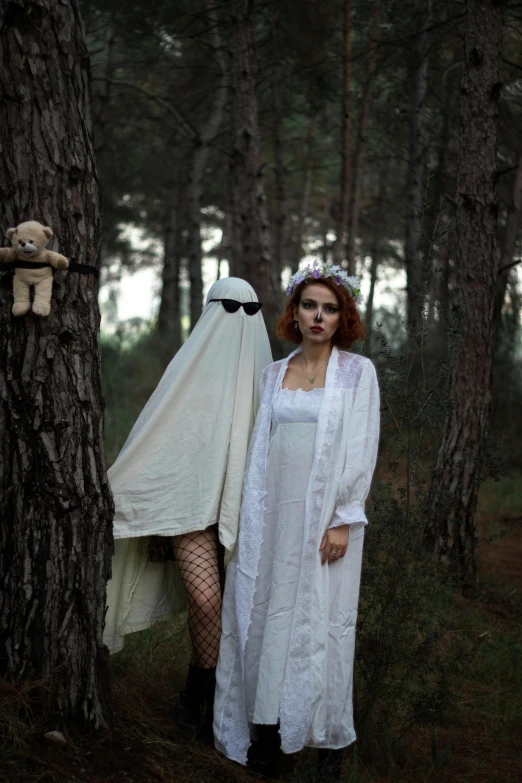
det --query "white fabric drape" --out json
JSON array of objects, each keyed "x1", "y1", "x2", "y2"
[
  {"x1": 213, "y1": 347, "x2": 380, "y2": 763},
  {"x1": 103, "y1": 278, "x2": 272, "y2": 654}
]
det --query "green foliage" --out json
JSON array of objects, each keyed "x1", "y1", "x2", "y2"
[
  {"x1": 355, "y1": 326, "x2": 467, "y2": 764},
  {"x1": 102, "y1": 324, "x2": 167, "y2": 465}
]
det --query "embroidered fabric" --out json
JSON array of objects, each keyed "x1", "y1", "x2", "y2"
[
  {"x1": 216, "y1": 348, "x2": 376, "y2": 763},
  {"x1": 272, "y1": 387, "x2": 324, "y2": 429}
]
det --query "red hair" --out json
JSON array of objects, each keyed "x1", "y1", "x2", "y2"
[{"x1": 277, "y1": 277, "x2": 366, "y2": 348}]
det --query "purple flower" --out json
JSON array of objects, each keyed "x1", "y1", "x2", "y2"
[
  {"x1": 286, "y1": 285, "x2": 293, "y2": 296},
  {"x1": 295, "y1": 276, "x2": 305, "y2": 285},
  {"x1": 334, "y1": 275, "x2": 343, "y2": 286},
  {"x1": 312, "y1": 268, "x2": 322, "y2": 279}
]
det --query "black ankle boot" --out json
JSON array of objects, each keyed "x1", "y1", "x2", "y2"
[
  {"x1": 248, "y1": 724, "x2": 281, "y2": 780},
  {"x1": 172, "y1": 664, "x2": 205, "y2": 733},
  {"x1": 201, "y1": 667, "x2": 216, "y2": 745},
  {"x1": 316, "y1": 748, "x2": 343, "y2": 782}
]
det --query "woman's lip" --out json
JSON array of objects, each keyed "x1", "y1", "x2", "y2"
[{"x1": 311, "y1": 326, "x2": 324, "y2": 332}]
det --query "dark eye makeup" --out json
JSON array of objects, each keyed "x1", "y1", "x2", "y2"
[{"x1": 301, "y1": 299, "x2": 339, "y2": 313}]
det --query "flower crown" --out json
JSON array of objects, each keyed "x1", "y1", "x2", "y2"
[{"x1": 285, "y1": 262, "x2": 363, "y2": 304}]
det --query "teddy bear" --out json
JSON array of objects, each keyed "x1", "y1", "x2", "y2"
[{"x1": 0, "y1": 220, "x2": 69, "y2": 316}]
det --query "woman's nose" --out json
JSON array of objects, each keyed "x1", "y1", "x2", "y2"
[{"x1": 314, "y1": 309, "x2": 323, "y2": 322}]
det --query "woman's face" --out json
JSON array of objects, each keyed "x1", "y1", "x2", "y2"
[{"x1": 294, "y1": 283, "x2": 341, "y2": 345}]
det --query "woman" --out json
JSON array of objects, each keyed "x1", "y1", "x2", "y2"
[
  {"x1": 103, "y1": 277, "x2": 272, "y2": 738},
  {"x1": 214, "y1": 264, "x2": 380, "y2": 781}
]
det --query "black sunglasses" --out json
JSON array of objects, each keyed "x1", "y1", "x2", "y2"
[{"x1": 209, "y1": 298, "x2": 263, "y2": 316}]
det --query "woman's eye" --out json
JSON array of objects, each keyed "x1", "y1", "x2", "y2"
[
  {"x1": 326, "y1": 306, "x2": 338, "y2": 313},
  {"x1": 302, "y1": 302, "x2": 313, "y2": 309}
]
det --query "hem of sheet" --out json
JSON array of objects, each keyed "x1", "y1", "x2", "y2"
[{"x1": 105, "y1": 611, "x2": 174, "y2": 653}]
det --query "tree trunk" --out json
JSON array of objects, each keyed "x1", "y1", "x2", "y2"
[
  {"x1": 92, "y1": 20, "x2": 115, "y2": 156},
  {"x1": 157, "y1": 200, "x2": 183, "y2": 359},
  {"x1": 0, "y1": 0, "x2": 114, "y2": 729},
  {"x1": 495, "y1": 139, "x2": 522, "y2": 321},
  {"x1": 347, "y1": 0, "x2": 381, "y2": 276},
  {"x1": 292, "y1": 116, "x2": 315, "y2": 273},
  {"x1": 187, "y1": 0, "x2": 227, "y2": 330},
  {"x1": 228, "y1": 0, "x2": 280, "y2": 343},
  {"x1": 427, "y1": 0, "x2": 504, "y2": 589},
  {"x1": 365, "y1": 175, "x2": 386, "y2": 340},
  {"x1": 365, "y1": 234, "x2": 380, "y2": 343},
  {"x1": 405, "y1": 0, "x2": 432, "y2": 333},
  {"x1": 270, "y1": 7, "x2": 287, "y2": 278},
  {"x1": 332, "y1": 0, "x2": 352, "y2": 266},
  {"x1": 432, "y1": 64, "x2": 458, "y2": 352}
]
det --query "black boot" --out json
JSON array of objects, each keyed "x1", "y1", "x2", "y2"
[
  {"x1": 172, "y1": 664, "x2": 205, "y2": 733},
  {"x1": 316, "y1": 748, "x2": 343, "y2": 782},
  {"x1": 248, "y1": 724, "x2": 281, "y2": 780},
  {"x1": 201, "y1": 667, "x2": 216, "y2": 746}
]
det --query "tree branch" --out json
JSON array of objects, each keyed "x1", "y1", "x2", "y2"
[
  {"x1": 498, "y1": 258, "x2": 521, "y2": 274},
  {"x1": 92, "y1": 77, "x2": 199, "y2": 141}
]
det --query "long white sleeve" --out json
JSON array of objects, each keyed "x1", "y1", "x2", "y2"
[{"x1": 328, "y1": 360, "x2": 380, "y2": 528}]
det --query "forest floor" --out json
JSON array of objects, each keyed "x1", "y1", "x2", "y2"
[{"x1": 1, "y1": 474, "x2": 521, "y2": 783}]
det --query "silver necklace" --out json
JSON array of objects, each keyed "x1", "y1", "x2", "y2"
[{"x1": 300, "y1": 354, "x2": 328, "y2": 385}]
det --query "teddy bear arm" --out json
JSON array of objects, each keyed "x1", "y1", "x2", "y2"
[
  {"x1": 45, "y1": 250, "x2": 69, "y2": 270},
  {"x1": 0, "y1": 247, "x2": 17, "y2": 263}
]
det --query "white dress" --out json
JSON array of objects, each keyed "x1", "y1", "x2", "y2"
[
  {"x1": 214, "y1": 348, "x2": 380, "y2": 764},
  {"x1": 244, "y1": 387, "x2": 324, "y2": 723}
]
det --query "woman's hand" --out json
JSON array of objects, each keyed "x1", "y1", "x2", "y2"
[{"x1": 319, "y1": 524, "x2": 349, "y2": 565}]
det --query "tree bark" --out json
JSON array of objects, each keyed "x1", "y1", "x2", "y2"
[
  {"x1": 332, "y1": 0, "x2": 352, "y2": 266},
  {"x1": 431, "y1": 63, "x2": 459, "y2": 351},
  {"x1": 0, "y1": 0, "x2": 114, "y2": 729},
  {"x1": 92, "y1": 20, "x2": 115, "y2": 157},
  {"x1": 365, "y1": 234, "x2": 380, "y2": 343},
  {"x1": 495, "y1": 139, "x2": 522, "y2": 321},
  {"x1": 187, "y1": 0, "x2": 227, "y2": 330},
  {"x1": 405, "y1": 0, "x2": 432, "y2": 333},
  {"x1": 228, "y1": 0, "x2": 280, "y2": 343},
  {"x1": 292, "y1": 116, "x2": 315, "y2": 273},
  {"x1": 270, "y1": 8, "x2": 287, "y2": 279},
  {"x1": 365, "y1": 174, "x2": 387, "y2": 341},
  {"x1": 347, "y1": 0, "x2": 381, "y2": 276},
  {"x1": 157, "y1": 199, "x2": 183, "y2": 359},
  {"x1": 427, "y1": 0, "x2": 504, "y2": 589}
]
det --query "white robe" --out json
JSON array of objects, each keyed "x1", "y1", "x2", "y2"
[{"x1": 214, "y1": 347, "x2": 380, "y2": 763}]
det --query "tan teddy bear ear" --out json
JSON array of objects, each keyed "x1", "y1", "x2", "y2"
[
  {"x1": 43, "y1": 227, "x2": 54, "y2": 239},
  {"x1": 6, "y1": 228, "x2": 16, "y2": 240}
]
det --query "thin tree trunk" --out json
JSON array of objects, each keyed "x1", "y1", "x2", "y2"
[
  {"x1": 228, "y1": 0, "x2": 280, "y2": 343},
  {"x1": 347, "y1": 0, "x2": 381, "y2": 276},
  {"x1": 92, "y1": 21, "x2": 115, "y2": 155},
  {"x1": 427, "y1": 0, "x2": 504, "y2": 589},
  {"x1": 365, "y1": 177, "x2": 386, "y2": 339},
  {"x1": 157, "y1": 199, "x2": 183, "y2": 359},
  {"x1": 0, "y1": 0, "x2": 114, "y2": 729},
  {"x1": 405, "y1": 0, "x2": 432, "y2": 333},
  {"x1": 292, "y1": 117, "x2": 315, "y2": 273},
  {"x1": 333, "y1": 0, "x2": 352, "y2": 266},
  {"x1": 495, "y1": 139, "x2": 522, "y2": 320},
  {"x1": 365, "y1": 235, "x2": 380, "y2": 339},
  {"x1": 187, "y1": 0, "x2": 227, "y2": 330},
  {"x1": 270, "y1": 7, "x2": 287, "y2": 278},
  {"x1": 432, "y1": 64, "x2": 458, "y2": 351}
]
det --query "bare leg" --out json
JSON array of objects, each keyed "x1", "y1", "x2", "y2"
[{"x1": 172, "y1": 527, "x2": 222, "y2": 668}]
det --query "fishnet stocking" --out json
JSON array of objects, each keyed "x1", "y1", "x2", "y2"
[{"x1": 172, "y1": 526, "x2": 222, "y2": 669}]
